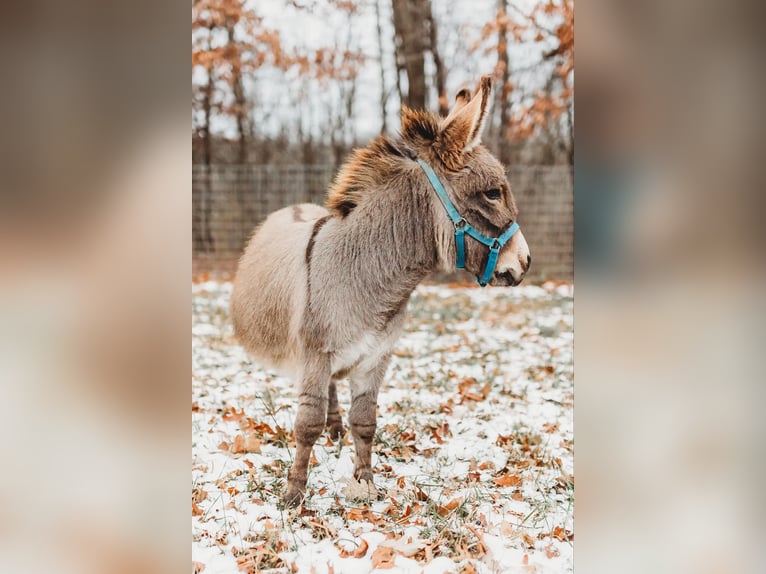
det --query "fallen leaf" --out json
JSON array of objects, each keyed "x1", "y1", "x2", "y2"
[
  {"x1": 371, "y1": 546, "x2": 396, "y2": 569},
  {"x1": 346, "y1": 506, "x2": 386, "y2": 526},
  {"x1": 437, "y1": 497, "x2": 462, "y2": 516},
  {"x1": 493, "y1": 473, "x2": 521, "y2": 487},
  {"x1": 340, "y1": 477, "x2": 377, "y2": 501},
  {"x1": 552, "y1": 526, "x2": 573, "y2": 542},
  {"x1": 338, "y1": 537, "x2": 368, "y2": 558},
  {"x1": 231, "y1": 434, "x2": 261, "y2": 454},
  {"x1": 223, "y1": 407, "x2": 245, "y2": 422},
  {"x1": 522, "y1": 532, "x2": 535, "y2": 548},
  {"x1": 192, "y1": 561, "x2": 205, "y2": 573}
]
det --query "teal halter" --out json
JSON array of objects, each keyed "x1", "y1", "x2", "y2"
[{"x1": 417, "y1": 159, "x2": 520, "y2": 287}]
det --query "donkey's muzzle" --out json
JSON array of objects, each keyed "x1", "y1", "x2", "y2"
[
  {"x1": 491, "y1": 270, "x2": 523, "y2": 287},
  {"x1": 491, "y1": 230, "x2": 530, "y2": 287}
]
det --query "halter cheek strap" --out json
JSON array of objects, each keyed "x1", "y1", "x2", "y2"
[{"x1": 417, "y1": 159, "x2": 521, "y2": 287}]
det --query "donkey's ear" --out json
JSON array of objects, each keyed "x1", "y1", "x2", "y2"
[
  {"x1": 442, "y1": 87, "x2": 472, "y2": 122},
  {"x1": 439, "y1": 76, "x2": 493, "y2": 155}
]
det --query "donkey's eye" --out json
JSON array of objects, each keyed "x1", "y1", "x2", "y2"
[{"x1": 483, "y1": 189, "x2": 501, "y2": 201}]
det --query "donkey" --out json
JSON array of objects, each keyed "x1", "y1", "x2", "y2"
[{"x1": 231, "y1": 76, "x2": 531, "y2": 507}]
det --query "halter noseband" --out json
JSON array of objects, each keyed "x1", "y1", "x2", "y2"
[{"x1": 417, "y1": 159, "x2": 520, "y2": 287}]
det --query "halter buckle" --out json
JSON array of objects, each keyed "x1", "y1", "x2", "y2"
[{"x1": 454, "y1": 219, "x2": 466, "y2": 230}]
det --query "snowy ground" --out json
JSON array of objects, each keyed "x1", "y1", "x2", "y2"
[{"x1": 192, "y1": 281, "x2": 573, "y2": 574}]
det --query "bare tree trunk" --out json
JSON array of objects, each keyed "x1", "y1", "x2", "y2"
[
  {"x1": 375, "y1": 0, "x2": 389, "y2": 133},
  {"x1": 225, "y1": 25, "x2": 249, "y2": 165},
  {"x1": 426, "y1": 2, "x2": 448, "y2": 116},
  {"x1": 497, "y1": 0, "x2": 512, "y2": 165},
  {"x1": 392, "y1": 0, "x2": 428, "y2": 110},
  {"x1": 196, "y1": 46, "x2": 215, "y2": 254}
]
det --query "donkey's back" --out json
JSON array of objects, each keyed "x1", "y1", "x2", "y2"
[{"x1": 230, "y1": 203, "x2": 328, "y2": 373}]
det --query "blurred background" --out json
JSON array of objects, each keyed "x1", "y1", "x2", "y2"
[
  {"x1": 191, "y1": 0, "x2": 574, "y2": 280},
  {"x1": 0, "y1": 0, "x2": 763, "y2": 572}
]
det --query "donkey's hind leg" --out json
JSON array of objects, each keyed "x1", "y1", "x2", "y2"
[
  {"x1": 284, "y1": 354, "x2": 331, "y2": 508},
  {"x1": 348, "y1": 355, "x2": 390, "y2": 487},
  {"x1": 326, "y1": 379, "x2": 346, "y2": 440}
]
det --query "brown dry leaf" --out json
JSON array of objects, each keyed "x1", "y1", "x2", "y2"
[
  {"x1": 192, "y1": 488, "x2": 208, "y2": 516},
  {"x1": 223, "y1": 407, "x2": 245, "y2": 422},
  {"x1": 347, "y1": 507, "x2": 368, "y2": 521},
  {"x1": 371, "y1": 546, "x2": 396, "y2": 569},
  {"x1": 346, "y1": 506, "x2": 386, "y2": 527},
  {"x1": 542, "y1": 422, "x2": 559, "y2": 433},
  {"x1": 545, "y1": 544, "x2": 559, "y2": 558},
  {"x1": 465, "y1": 525, "x2": 487, "y2": 556},
  {"x1": 496, "y1": 434, "x2": 514, "y2": 446},
  {"x1": 414, "y1": 487, "x2": 430, "y2": 502},
  {"x1": 522, "y1": 532, "x2": 536, "y2": 548},
  {"x1": 338, "y1": 537, "x2": 368, "y2": 558},
  {"x1": 460, "y1": 563, "x2": 477, "y2": 574},
  {"x1": 351, "y1": 538, "x2": 369, "y2": 558},
  {"x1": 341, "y1": 477, "x2": 377, "y2": 501},
  {"x1": 239, "y1": 418, "x2": 276, "y2": 434},
  {"x1": 231, "y1": 434, "x2": 262, "y2": 454},
  {"x1": 437, "y1": 497, "x2": 462, "y2": 516},
  {"x1": 552, "y1": 526, "x2": 573, "y2": 542},
  {"x1": 493, "y1": 473, "x2": 521, "y2": 487},
  {"x1": 192, "y1": 561, "x2": 206, "y2": 573},
  {"x1": 512, "y1": 492, "x2": 524, "y2": 501}
]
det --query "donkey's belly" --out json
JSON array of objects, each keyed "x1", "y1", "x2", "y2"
[{"x1": 330, "y1": 326, "x2": 403, "y2": 376}]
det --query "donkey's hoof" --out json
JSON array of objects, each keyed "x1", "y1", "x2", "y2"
[
  {"x1": 326, "y1": 422, "x2": 346, "y2": 441},
  {"x1": 353, "y1": 468, "x2": 374, "y2": 483},
  {"x1": 282, "y1": 487, "x2": 305, "y2": 508}
]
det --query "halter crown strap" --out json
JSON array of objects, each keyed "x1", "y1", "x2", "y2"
[{"x1": 417, "y1": 159, "x2": 521, "y2": 287}]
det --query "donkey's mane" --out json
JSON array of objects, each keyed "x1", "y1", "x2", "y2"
[{"x1": 326, "y1": 108, "x2": 440, "y2": 217}]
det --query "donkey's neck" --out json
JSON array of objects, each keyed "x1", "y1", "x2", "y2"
[{"x1": 331, "y1": 181, "x2": 438, "y2": 314}]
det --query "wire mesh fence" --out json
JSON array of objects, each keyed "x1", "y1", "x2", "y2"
[{"x1": 193, "y1": 164, "x2": 572, "y2": 280}]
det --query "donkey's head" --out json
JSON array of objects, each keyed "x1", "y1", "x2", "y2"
[{"x1": 404, "y1": 76, "x2": 531, "y2": 286}]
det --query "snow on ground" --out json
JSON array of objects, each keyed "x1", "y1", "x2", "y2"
[{"x1": 192, "y1": 281, "x2": 573, "y2": 574}]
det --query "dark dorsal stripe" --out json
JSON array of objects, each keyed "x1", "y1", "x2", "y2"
[
  {"x1": 305, "y1": 215, "x2": 331, "y2": 267},
  {"x1": 304, "y1": 215, "x2": 331, "y2": 308}
]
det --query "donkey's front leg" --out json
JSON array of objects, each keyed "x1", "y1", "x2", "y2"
[
  {"x1": 348, "y1": 355, "x2": 390, "y2": 486},
  {"x1": 284, "y1": 354, "x2": 331, "y2": 507}
]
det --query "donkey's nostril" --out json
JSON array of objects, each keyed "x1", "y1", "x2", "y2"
[{"x1": 526, "y1": 254, "x2": 532, "y2": 270}]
